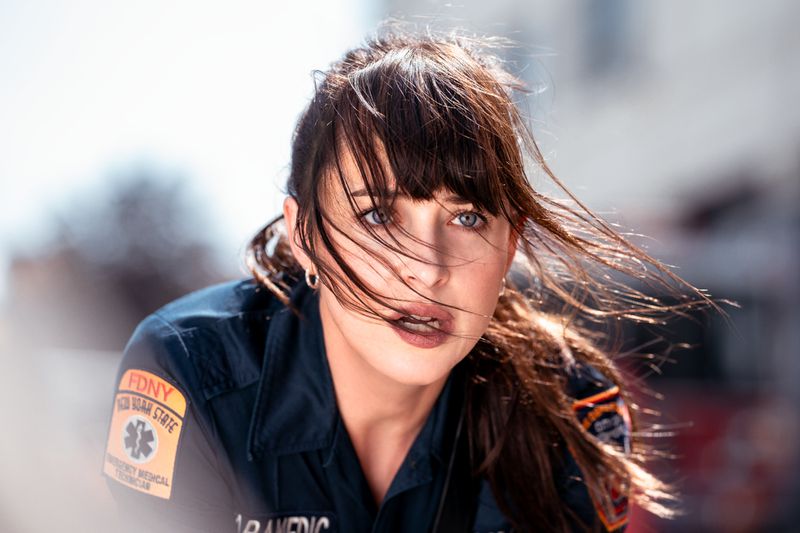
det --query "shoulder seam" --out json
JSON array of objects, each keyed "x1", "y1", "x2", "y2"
[
  {"x1": 149, "y1": 311, "x2": 231, "y2": 483},
  {"x1": 151, "y1": 311, "x2": 192, "y2": 360}
]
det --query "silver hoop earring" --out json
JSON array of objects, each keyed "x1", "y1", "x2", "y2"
[
  {"x1": 499, "y1": 277, "x2": 507, "y2": 297},
  {"x1": 305, "y1": 268, "x2": 320, "y2": 290}
]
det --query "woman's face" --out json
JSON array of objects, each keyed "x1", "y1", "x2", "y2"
[{"x1": 285, "y1": 148, "x2": 518, "y2": 388}]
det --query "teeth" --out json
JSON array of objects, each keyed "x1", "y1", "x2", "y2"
[
  {"x1": 400, "y1": 318, "x2": 440, "y2": 332},
  {"x1": 410, "y1": 314, "x2": 432, "y2": 321}
]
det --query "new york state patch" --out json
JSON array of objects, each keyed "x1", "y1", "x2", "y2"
[{"x1": 103, "y1": 369, "x2": 187, "y2": 499}]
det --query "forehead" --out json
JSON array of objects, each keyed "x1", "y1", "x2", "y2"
[
  {"x1": 326, "y1": 163, "x2": 477, "y2": 213},
  {"x1": 318, "y1": 137, "x2": 389, "y2": 204},
  {"x1": 323, "y1": 137, "x2": 472, "y2": 206},
  {"x1": 316, "y1": 115, "x2": 512, "y2": 218},
  {"x1": 333, "y1": 136, "x2": 393, "y2": 187}
]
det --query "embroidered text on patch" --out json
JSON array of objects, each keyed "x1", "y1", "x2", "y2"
[{"x1": 103, "y1": 369, "x2": 187, "y2": 499}]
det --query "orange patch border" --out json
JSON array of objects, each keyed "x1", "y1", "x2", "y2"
[
  {"x1": 102, "y1": 368, "x2": 188, "y2": 500},
  {"x1": 571, "y1": 385, "x2": 620, "y2": 410},
  {"x1": 595, "y1": 495, "x2": 629, "y2": 532}
]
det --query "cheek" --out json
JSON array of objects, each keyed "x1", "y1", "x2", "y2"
[
  {"x1": 322, "y1": 289, "x2": 384, "y2": 345},
  {"x1": 455, "y1": 251, "x2": 507, "y2": 307},
  {"x1": 317, "y1": 227, "x2": 395, "y2": 290},
  {"x1": 445, "y1": 263, "x2": 505, "y2": 343},
  {"x1": 339, "y1": 243, "x2": 395, "y2": 294}
]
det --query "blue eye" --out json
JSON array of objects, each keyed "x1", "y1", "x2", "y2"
[
  {"x1": 454, "y1": 211, "x2": 484, "y2": 228},
  {"x1": 362, "y1": 208, "x2": 391, "y2": 225}
]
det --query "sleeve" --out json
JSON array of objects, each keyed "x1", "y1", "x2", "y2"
[
  {"x1": 560, "y1": 363, "x2": 632, "y2": 533},
  {"x1": 101, "y1": 313, "x2": 235, "y2": 533}
]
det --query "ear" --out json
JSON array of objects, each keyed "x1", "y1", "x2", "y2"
[
  {"x1": 504, "y1": 218, "x2": 523, "y2": 275},
  {"x1": 282, "y1": 196, "x2": 313, "y2": 272}
]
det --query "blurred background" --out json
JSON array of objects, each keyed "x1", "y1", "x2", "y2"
[{"x1": 1, "y1": 1, "x2": 798, "y2": 531}]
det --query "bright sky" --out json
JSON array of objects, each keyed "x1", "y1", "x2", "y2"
[{"x1": 0, "y1": 0, "x2": 374, "y2": 302}]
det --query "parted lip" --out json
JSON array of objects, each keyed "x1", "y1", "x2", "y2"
[{"x1": 385, "y1": 302, "x2": 455, "y2": 334}]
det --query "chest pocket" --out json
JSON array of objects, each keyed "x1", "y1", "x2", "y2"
[{"x1": 235, "y1": 511, "x2": 336, "y2": 533}]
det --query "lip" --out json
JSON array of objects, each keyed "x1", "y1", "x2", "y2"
[{"x1": 386, "y1": 302, "x2": 455, "y2": 349}]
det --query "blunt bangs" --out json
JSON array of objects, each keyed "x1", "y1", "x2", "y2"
[{"x1": 327, "y1": 44, "x2": 524, "y2": 217}]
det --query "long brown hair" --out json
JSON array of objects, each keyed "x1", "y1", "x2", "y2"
[{"x1": 245, "y1": 26, "x2": 728, "y2": 532}]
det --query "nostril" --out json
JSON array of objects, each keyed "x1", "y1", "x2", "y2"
[{"x1": 402, "y1": 261, "x2": 449, "y2": 289}]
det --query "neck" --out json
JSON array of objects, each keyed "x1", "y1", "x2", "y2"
[
  {"x1": 324, "y1": 319, "x2": 447, "y2": 437},
  {"x1": 318, "y1": 295, "x2": 449, "y2": 505}
]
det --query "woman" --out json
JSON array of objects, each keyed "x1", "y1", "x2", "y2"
[{"x1": 102, "y1": 28, "x2": 719, "y2": 532}]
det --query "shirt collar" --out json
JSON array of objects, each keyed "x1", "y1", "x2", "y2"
[
  {"x1": 246, "y1": 279, "x2": 463, "y2": 465},
  {"x1": 247, "y1": 279, "x2": 337, "y2": 459}
]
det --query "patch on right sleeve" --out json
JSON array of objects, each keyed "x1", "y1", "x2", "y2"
[
  {"x1": 103, "y1": 369, "x2": 187, "y2": 499},
  {"x1": 572, "y1": 385, "x2": 631, "y2": 530},
  {"x1": 572, "y1": 385, "x2": 631, "y2": 453},
  {"x1": 592, "y1": 483, "x2": 629, "y2": 531}
]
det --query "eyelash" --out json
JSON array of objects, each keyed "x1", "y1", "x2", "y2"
[{"x1": 357, "y1": 208, "x2": 488, "y2": 232}]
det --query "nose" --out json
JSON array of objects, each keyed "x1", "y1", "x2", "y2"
[{"x1": 395, "y1": 225, "x2": 450, "y2": 290}]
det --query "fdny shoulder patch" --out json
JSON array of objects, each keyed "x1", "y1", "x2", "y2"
[
  {"x1": 572, "y1": 385, "x2": 631, "y2": 531},
  {"x1": 103, "y1": 369, "x2": 187, "y2": 499}
]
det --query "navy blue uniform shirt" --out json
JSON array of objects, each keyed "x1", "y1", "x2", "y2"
[{"x1": 102, "y1": 277, "x2": 631, "y2": 532}]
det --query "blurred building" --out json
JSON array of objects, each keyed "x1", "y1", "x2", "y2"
[
  {"x1": 382, "y1": 1, "x2": 800, "y2": 219},
  {"x1": 380, "y1": 1, "x2": 800, "y2": 531},
  {"x1": 0, "y1": 173, "x2": 233, "y2": 533}
]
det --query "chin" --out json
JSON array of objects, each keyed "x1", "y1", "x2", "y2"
[
  {"x1": 321, "y1": 293, "x2": 478, "y2": 388},
  {"x1": 372, "y1": 357, "x2": 455, "y2": 387},
  {"x1": 363, "y1": 335, "x2": 467, "y2": 387}
]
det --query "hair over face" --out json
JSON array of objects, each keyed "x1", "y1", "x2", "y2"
[
  {"x1": 246, "y1": 26, "x2": 728, "y2": 532},
  {"x1": 283, "y1": 35, "x2": 541, "y2": 324}
]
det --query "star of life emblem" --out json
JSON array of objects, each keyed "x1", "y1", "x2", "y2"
[{"x1": 122, "y1": 414, "x2": 159, "y2": 464}]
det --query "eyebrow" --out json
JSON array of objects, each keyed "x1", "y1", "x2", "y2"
[
  {"x1": 349, "y1": 187, "x2": 388, "y2": 198},
  {"x1": 349, "y1": 187, "x2": 474, "y2": 205}
]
